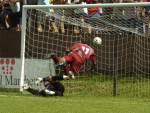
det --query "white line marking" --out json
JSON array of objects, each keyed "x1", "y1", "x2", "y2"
[{"x1": 1, "y1": 94, "x2": 150, "y2": 105}]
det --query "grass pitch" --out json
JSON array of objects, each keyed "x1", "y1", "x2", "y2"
[{"x1": 0, "y1": 92, "x2": 150, "y2": 113}]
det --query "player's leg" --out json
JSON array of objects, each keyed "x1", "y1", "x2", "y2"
[
  {"x1": 36, "y1": 75, "x2": 66, "y2": 84},
  {"x1": 34, "y1": 78, "x2": 65, "y2": 96},
  {"x1": 27, "y1": 88, "x2": 46, "y2": 96},
  {"x1": 43, "y1": 52, "x2": 67, "y2": 67},
  {"x1": 23, "y1": 82, "x2": 55, "y2": 96},
  {"x1": 44, "y1": 89, "x2": 55, "y2": 95},
  {"x1": 22, "y1": 84, "x2": 46, "y2": 96},
  {"x1": 43, "y1": 52, "x2": 59, "y2": 64},
  {"x1": 43, "y1": 82, "x2": 57, "y2": 96},
  {"x1": 62, "y1": 53, "x2": 82, "y2": 79},
  {"x1": 45, "y1": 82, "x2": 65, "y2": 96},
  {"x1": 35, "y1": 76, "x2": 52, "y2": 84},
  {"x1": 54, "y1": 82, "x2": 65, "y2": 96},
  {"x1": 55, "y1": 57, "x2": 67, "y2": 67},
  {"x1": 69, "y1": 61, "x2": 82, "y2": 75},
  {"x1": 36, "y1": 53, "x2": 76, "y2": 83},
  {"x1": 64, "y1": 64, "x2": 69, "y2": 75}
]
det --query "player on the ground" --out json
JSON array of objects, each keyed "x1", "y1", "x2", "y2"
[
  {"x1": 22, "y1": 75, "x2": 65, "y2": 96},
  {"x1": 43, "y1": 42, "x2": 97, "y2": 80}
]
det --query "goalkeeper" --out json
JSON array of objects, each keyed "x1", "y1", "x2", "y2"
[
  {"x1": 22, "y1": 75, "x2": 65, "y2": 96},
  {"x1": 44, "y1": 42, "x2": 96, "y2": 80}
]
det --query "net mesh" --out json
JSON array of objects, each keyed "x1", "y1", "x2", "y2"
[{"x1": 23, "y1": 4, "x2": 150, "y2": 97}]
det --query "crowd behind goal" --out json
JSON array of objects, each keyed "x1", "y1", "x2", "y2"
[{"x1": 0, "y1": 0, "x2": 150, "y2": 34}]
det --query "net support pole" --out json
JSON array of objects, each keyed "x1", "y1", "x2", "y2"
[
  {"x1": 113, "y1": 33, "x2": 119, "y2": 96},
  {"x1": 20, "y1": 7, "x2": 27, "y2": 92}
]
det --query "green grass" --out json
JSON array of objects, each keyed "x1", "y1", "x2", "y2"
[
  {"x1": 1, "y1": 74, "x2": 150, "y2": 113},
  {"x1": 0, "y1": 92, "x2": 150, "y2": 113},
  {"x1": 62, "y1": 74, "x2": 150, "y2": 98}
]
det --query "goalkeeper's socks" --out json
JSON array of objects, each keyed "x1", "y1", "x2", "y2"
[
  {"x1": 27, "y1": 88, "x2": 40, "y2": 95},
  {"x1": 45, "y1": 89, "x2": 55, "y2": 95}
]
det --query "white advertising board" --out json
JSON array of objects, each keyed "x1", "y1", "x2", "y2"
[{"x1": 0, "y1": 58, "x2": 55, "y2": 89}]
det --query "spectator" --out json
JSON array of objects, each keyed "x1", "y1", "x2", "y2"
[
  {"x1": 142, "y1": 6, "x2": 150, "y2": 16},
  {"x1": 0, "y1": 0, "x2": 2, "y2": 11},
  {"x1": 24, "y1": 0, "x2": 37, "y2": 32},
  {"x1": 52, "y1": 0, "x2": 67, "y2": 4},
  {"x1": 0, "y1": 0, "x2": 4, "y2": 28},
  {"x1": 0, "y1": 0, "x2": 23, "y2": 30},
  {"x1": 140, "y1": 0, "x2": 150, "y2": 17},
  {"x1": 123, "y1": 0, "x2": 144, "y2": 34},
  {"x1": 0, "y1": 0, "x2": 12, "y2": 29},
  {"x1": 112, "y1": 0, "x2": 143, "y2": 34},
  {"x1": 71, "y1": 0, "x2": 101, "y2": 17},
  {"x1": 10, "y1": 0, "x2": 24, "y2": 31},
  {"x1": 36, "y1": 0, "x2": 68, "y2": 32},
  {"x1": 50, "y1": 0, "x2": 67, "y2": 32},
  {"x1": 138, "y1": 0, "x2": 150, "y2": 33},
  {"x1": 37, "y1": 0, "x2": 53, "y2": 32},
  {"x1": 26, "y1": 0, "x2": 37, "y2": 5},
  {"x1": 70, "y1": 0, "x2": 102, "y2": 33},
  {"x1": 0, "y1": 0, "x2": 3, "y2": 13}
]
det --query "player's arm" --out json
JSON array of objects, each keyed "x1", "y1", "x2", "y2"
[
  {"x1": 90, "y1": 60, "x2": 96, "y2": 71},
  {"x1": 65, "y1": 43, "x2": 77, "y2": 54},
  {"x1": 66, "y1": 42, "x2": 80, "y2": 55},
  {"x1": 88, "y1": 55, "x2": 96, "y2": 72}
]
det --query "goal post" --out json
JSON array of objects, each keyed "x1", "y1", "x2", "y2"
[
  {"x1": 20, "y1": 6, "x2": 27, "y2": 92},
  {"x1": 20, "y1": 3, "x2": 150, "y2": 97}
]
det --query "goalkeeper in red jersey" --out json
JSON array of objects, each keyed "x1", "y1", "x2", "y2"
[{"x1": 43, "y1": 42, "x2": 97, "y2": 80}]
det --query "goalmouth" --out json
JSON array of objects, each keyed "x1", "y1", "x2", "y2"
[{"x1": 20, "y1": 2, "x2": 150, "y2": 97}]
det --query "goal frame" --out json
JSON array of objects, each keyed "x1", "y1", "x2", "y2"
[{"x1": 20, "y1": 2, "x2": 150, "y2": 92}]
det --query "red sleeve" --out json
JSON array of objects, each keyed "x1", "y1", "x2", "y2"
[
  {"x1": 69, "y1": 43, "x2": 77, "y2": 51},
  {"x1": 69, "y1": 43, "x2": 81, "y2": 51}
]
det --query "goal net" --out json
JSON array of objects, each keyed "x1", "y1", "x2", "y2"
[{"x1": 21, "y1": 3, "x2": 150, "y2": 97}]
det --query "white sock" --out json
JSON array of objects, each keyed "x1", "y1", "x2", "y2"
[
  {"x1": 63, "y1": 75, "x2": 69, "y2": 79},
  {"x1": 45, "y1": 89, "x2": 55, "y2": 95}
]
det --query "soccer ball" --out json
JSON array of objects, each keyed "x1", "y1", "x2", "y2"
[{"x1": 93, "y1": 37, "x2": 102, "y2": 45}]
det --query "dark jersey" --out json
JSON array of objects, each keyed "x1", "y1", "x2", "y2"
[{"x1": 46, "y1": 82, "x2": 65, "y2": 96}]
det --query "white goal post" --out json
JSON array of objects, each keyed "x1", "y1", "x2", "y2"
[{"x1": 20, "y1": 2, "x2": 150, "y2": 97}]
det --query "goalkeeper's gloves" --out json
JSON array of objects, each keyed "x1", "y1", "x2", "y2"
[{"x1": 35, "y1": 77, "x2": 43, "y2": 84}]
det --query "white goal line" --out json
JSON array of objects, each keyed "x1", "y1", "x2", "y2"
[{"x1": 0, "y1": 94, "x2": 146, "y2": 105}]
